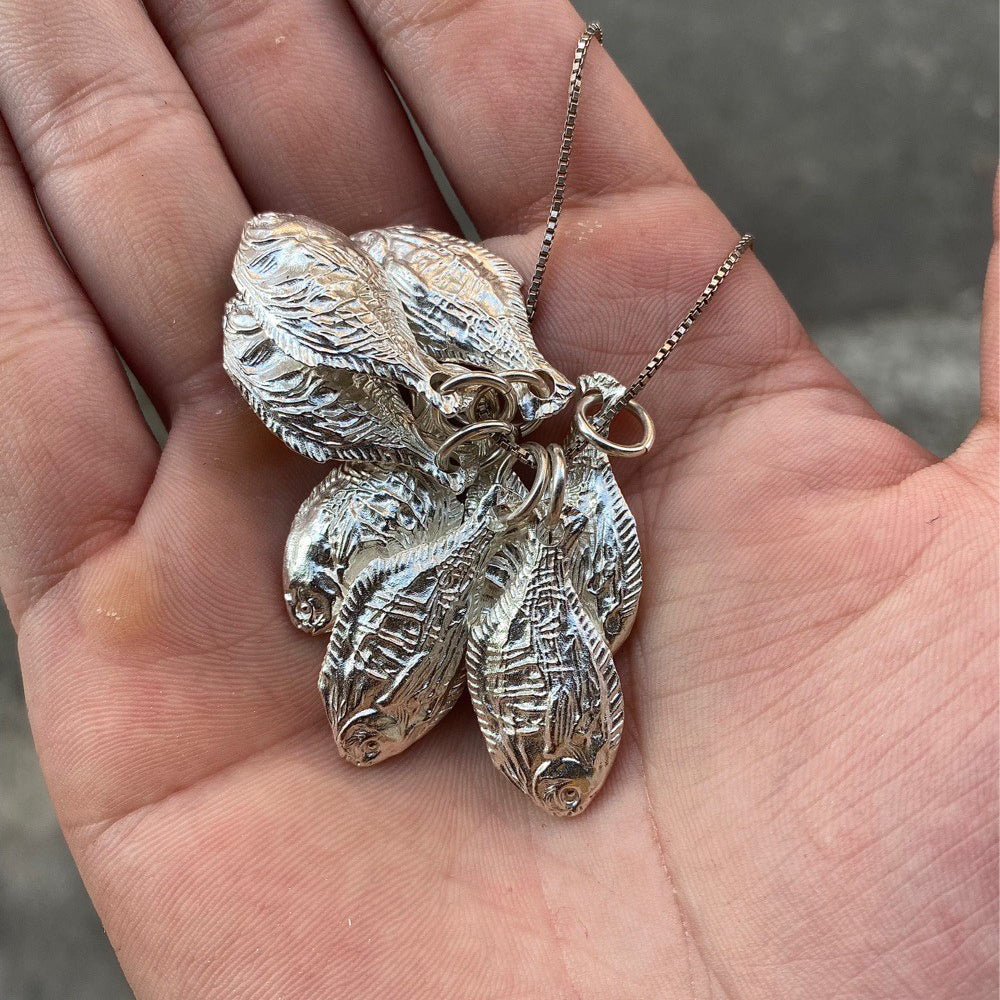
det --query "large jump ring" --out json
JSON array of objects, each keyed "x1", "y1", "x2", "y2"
[
  {"x1": 499, "y1": 442, "x2": 551, "y2": 528},
  {"x1": 501, "y1": 368, "x2": 558, "y2": 433},
  {"x1": 435, "y1": 371, "x2": 518, "y2": 424},
  {"x1": 436, "y1": 420, "x2": 515, "y2": 470},
  {"x1": 501, "y1": 368, "x2": 557, "y2": 401},
  {"x1": 574, "y1": 391, "x2": 655, "y2": 457},
  {"x1": 543, "y1": 444, "x2": 567, "y2": 526}
]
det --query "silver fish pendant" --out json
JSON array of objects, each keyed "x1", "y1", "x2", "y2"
[
  {"x1": 284, "y1": 463, "x2": 462, "y2": 634},
  {"x1": 319, "y1": 485, "x2": 504, "y2": 766},
  {"x1": 231, "y1": 213, "x2": 458, "y2": 413},
  {"x1": 222, "y1": 19, "x2": 752, "y2": 817},
  {"x1": 468, "y1": 527, "x2": 625, "y2": 817},
  {"x1": 563, "y1": 372, "x2": 643, "y2": 651},
  {"x1": 224, "y1": 199, "x2": 663, "y2": 817},
  {"x1": 353, "y1": 226, "x2": 573, "y2": 420}
]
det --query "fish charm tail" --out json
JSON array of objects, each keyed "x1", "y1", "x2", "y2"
[
  {"x1": 232, "y1": 213, "x2": 461, "y2": 415},
  {"x1": 352, "y1": 225, "x2": 574, "y2": 420}
]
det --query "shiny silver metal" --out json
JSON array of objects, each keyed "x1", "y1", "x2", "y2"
[
  {"x1": 542, "y1": 443, "x2": 568, "y2": 527},
  {"x1": 283, "y1": 463, "x2": 461, "y2": 634},
  {"x1": 232, "y1": 213, "x2": 459, "y2": 414},
  {"x1": 434, "y1": 370, "x2": 519, "y2": 424},
  {"x1": 435, "y1": 419, "x2": 516, "y2": 471},
  {"x1": 352, "y1": 225, "x2": 573, "y2": 420},
  {"x1": 497, "y1": 441, "x2": 551, "y2": 528},
  {"x1": 222, "y1": 22, "x2": 757, "y2": 818},
  {"x1": 564, "y1": 374, "x2": 644, "y2": 652},
  {"x1": 467, "y1": 527, "x2": 624, "y2": 817},
  {"x1": 320, "y1": 486, "x2": 505, "y2": 766},
  {"x1": 573, "y1": 386, "x2": 655, "y2": 458},
  {"x1": 223, "y1": 297, "x2": 463, "y2": 489}
]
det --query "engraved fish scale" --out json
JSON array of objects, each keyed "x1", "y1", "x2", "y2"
[
  {"x1": 353, "y1": 225, "x2": 574, "y2": 420},
  {"x1": 564, "y1": 372, "x2": 643, "y2": 651},
  {"x1": 223, "y1": 298, "x2": 462, "y2": 489},
  {"x1": 232, "y1": 213, "x2": 455, "y2": 412},
  {"x1": 284, "y1": 463, "x2": 462, "y2": 634},
  {"x1": 468, "y1": 530, "x2": 624, "y2": 816},
  {"x1": 320, "y1": 488, "x2": 503, "y2": 766}
]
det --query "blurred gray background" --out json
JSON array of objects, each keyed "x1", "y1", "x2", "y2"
[{"x1": 1, "y1": 1, "x2": 996, "y2": 996}]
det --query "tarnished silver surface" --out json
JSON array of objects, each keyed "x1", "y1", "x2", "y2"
[
  {"x1": 284, "y1": 463, "x2": 461, "y2": 634},
  {"x1": 232, "y1": 213, "x2": 458, "y2": 413},
  {"x1": 223, "y1": 297, "x2": 463, "y2": 488},
  {"x1": 352, "y1": 226, "x2": 573, "y2": 420},
  {"x1": 468, "y1": 527, "x2": 624, "y2": 817},
  {"x1": 564, "y1": 372, "x2": 643, "y2": 651},
  {"x1": 319, "y1": 486, "x2": 504, "y2": 766}
]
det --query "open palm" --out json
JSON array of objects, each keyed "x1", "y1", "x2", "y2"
[{"x1": 0, "y1": 1, "x2": 996, "y2": 997}]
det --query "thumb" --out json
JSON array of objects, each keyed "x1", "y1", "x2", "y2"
[
  {"x1": 951, "y1": 169, "x2": 998, "y2": 488},
  {"x1": 979, "y1": 171, "x2": 998, "y2": 423}
]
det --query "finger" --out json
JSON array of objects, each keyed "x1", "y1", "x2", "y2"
[
  {"x1": 978, "y1": 173, "x2": 998, "y2": 423},
  {"x1": 0, "y1": 0, "x2": 252, "y2": 419},
  {"x1": 0, "y1": 124, "x2": 158, "y2": 622},
  {"x1": 951, "y1": 170, "x2": 998, "y2": 483},
  {"x1": 144, "y1": 0, "x2": 453, "y2": 231},
  {"x1": 345, "y1": 0, "x2": 689, "y2": 237}
]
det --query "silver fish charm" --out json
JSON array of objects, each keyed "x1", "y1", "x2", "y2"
[
  {"x1": 353, "y1": 226, "x2": 573, "y2": 420},
  {"x1": 320, "y1": 486, "x2": 504, "y2": 766},
  {"x1": 232, "y1": 213, "x2": 457, "y2": 413},
  {"x1": 284, "y1": 463, "x2": 462, "y2": 634},
  {"x1": 223, "y1": 298, "x2": 463, "y2": 488},
  {"x1": 468, "y1": 528, "x2": 624, "y2": 817},
  {"x1": 563, "y1": 372, "x2": 643, "y2": 651}
]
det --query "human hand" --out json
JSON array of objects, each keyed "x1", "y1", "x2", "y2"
[{"x1": 0, "y1": 1, "x2": 995, "y2": 997}]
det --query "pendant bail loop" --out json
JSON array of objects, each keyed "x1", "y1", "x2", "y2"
[{"x1": 573, "y1": 391, "x2": 655, "y2": 458}]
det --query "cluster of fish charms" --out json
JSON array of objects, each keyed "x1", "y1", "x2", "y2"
[{"x1": 224, "y1": 212, "x2": 642, "y2": 816}]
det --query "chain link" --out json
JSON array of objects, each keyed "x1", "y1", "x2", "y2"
[
  {"x1": 523, "y1": 22, "x2": 604, "y2": 323},
  {"x1": 458, "y1": 25, "x2": 755, "y2": 483},
  {"x1": 599, "y1": 233, "x2": 755, "y2": 426}
]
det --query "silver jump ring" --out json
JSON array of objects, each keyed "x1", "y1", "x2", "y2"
[
  {"x1": 502, "y1": 369, "x2": 557, "y2": 433},
  {"x1": 499, "y1": 442, "x2": 551, "y2": 528},
  {"x1": 501, "y1": 368, "x2": 557, "y2": 401},
  {"x1": 436, "y1": 420, "x2": 515, "y2": 471},
  {"x1": 574, "y1": 391, "x2": 655, "y2": 457},
  {"x1": 436, "y1": 371, "x2": 518, "y2": 424},
  {"x1": 544, "y1": 443, "x2": 567, "y2": 526}
]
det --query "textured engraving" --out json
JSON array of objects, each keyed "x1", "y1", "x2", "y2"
[
  {"x1": 468, "y1": 528, "x2": 624, "y2": 817},
  {"x1": 320, "y1": 487, "x2": 504, "y2": 766},
  {"x1": 223, "y1": 211, "x2": 644, "y2": 815},
  {"x1": 563, "y1": 372, "x2": 643, "y2": 651},
  {"x1": 353, "y1": 226, "x2": 573, "y2": 419},
  {"x1": 223, "y1": 297, "x2": 463, "y2": 488},
  {"x1": 284, "y1": 463, "x2": 462, "y2": 634},
  {"x1": 232, "y1": 213, "x2": 456, "y2": 412}
]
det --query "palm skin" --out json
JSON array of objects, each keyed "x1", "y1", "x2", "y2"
[{"x1": 0, "y1": 1, "x2": 995, "y2": 997}]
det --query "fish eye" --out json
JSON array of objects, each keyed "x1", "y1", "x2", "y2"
[
  {"x1": 342, "y1": 727, "x2": 382, "y2": 764},
  {"x1": 557, "y1": 784, "x2": 582, "y2": 809},
  {"x1": 291, "y1": 587, "x2": 332, "y2": 631}
]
